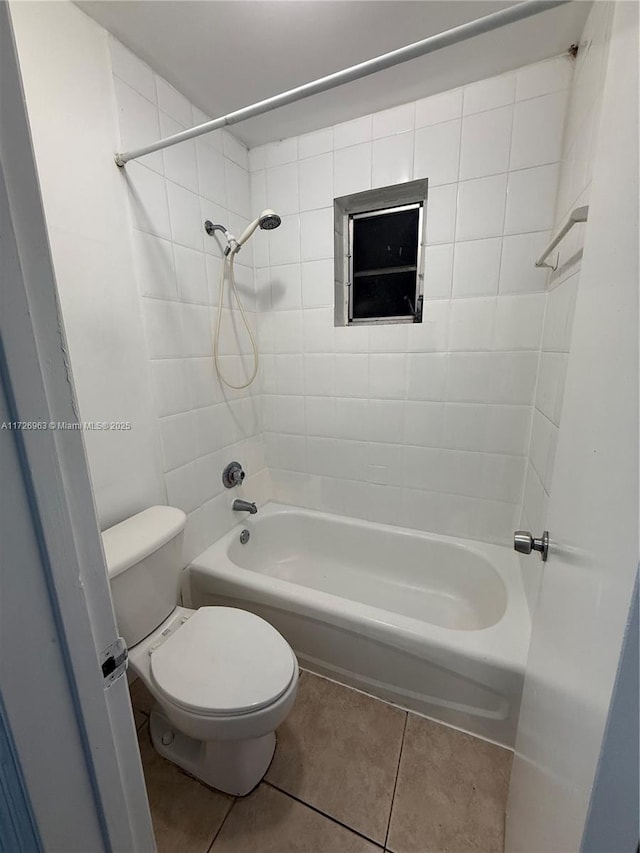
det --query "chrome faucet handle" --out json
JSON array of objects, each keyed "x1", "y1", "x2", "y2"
[
  {"x1": 514, "y1": 530, "x2": 549, "y2": 561},
  {"x1": 222, "y1": 461, "x2": 245, "y2": 489}
]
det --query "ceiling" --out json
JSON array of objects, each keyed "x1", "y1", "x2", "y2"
[{"x1": 76, "y1": 1, "x2": 590, "y2": 148}]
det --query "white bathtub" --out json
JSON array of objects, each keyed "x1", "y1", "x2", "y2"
[{"x1": 189, "y1": 503, "x2": 530, "y2": 747}]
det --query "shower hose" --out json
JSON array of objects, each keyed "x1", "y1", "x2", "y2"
[{"x1": 213, "y1": 250, "x2": 259, "y2": 390}]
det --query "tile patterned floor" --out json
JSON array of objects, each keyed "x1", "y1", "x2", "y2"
[{"x1": 131, "y1": 670, "x2": 512, "y2": 853}]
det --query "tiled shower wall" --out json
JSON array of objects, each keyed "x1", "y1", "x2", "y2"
[
  {"x1": 248, "y1": 56, "x2": 573, "y2": 545},
  {"x1": 519, "y1": 1, "x2": 615, "y2": 610},
  {"x1": 109, "y1": 38, "x2": 268, "y2": 561}
]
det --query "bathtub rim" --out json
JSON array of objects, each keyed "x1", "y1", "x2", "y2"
[{"x1": 188, "y1": 501, "x2": 531, "y2": 677}]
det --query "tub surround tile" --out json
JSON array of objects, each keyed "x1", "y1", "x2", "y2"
[
  {"x1": 211, "y1": 784, "x2": 381, "y2": 853},
  {"x1": 265, "y1": 671, "x2": 406, "y2": 844},
  {"x1": 138, "y1": 724, "x2": 234, "y2": 853},
  {"x1": 386, "y1": 713, "x2": 512, "y2": 853}
]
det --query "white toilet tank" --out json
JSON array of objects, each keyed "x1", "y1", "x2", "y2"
[{"x1": 102, "y1": 506, "x2": 187, "y2": 647}]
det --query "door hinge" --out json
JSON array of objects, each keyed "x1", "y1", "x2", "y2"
[{"x1": 101, "y1": 637, "x2": 128, "y2": 685}]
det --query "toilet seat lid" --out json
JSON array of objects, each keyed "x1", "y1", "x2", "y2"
[{"x1": 150, "y1": 607, "x2": 296, "y2": 716}]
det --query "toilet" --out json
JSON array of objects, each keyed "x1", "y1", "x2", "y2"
[{"x1": 101, "y1": 505, "x2": 299, "y2": 796}]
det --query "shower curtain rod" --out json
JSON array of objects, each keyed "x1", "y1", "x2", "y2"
[{"x1": 114, "y1": 0, "x2": 570, "y2": 167}]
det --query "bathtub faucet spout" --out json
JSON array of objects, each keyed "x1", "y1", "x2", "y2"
[{"x1": 232, "y1": 499, "x2": 258, "y2": 514}]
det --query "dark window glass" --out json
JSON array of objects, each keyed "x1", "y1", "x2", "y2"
[
  {"x1": 353, "y1": 207, "x2": 419, "y2": 273},
  {"x1": 352, "y1": 271, "x2": 417, "y2": 319}
]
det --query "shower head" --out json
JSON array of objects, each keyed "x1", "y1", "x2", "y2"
[
  {"x1": 235, "y1": 209, "x2": 282, "y2": 250},
  {"x1": 258, "y1": 210, "x2": 281, "y2": 231},
  {"x1": 204, "y1": 209, "x2": 281, "y2": 255}
]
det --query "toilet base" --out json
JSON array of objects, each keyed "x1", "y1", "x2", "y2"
[{"x1": 149, "y1": 708, "x2": 276, "y2": 796}]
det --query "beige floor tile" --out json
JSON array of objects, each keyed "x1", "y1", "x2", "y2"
[
  {"x1": 266, "y1": 671, "x2": 406, "y2": 844},
  {"x1": 212, "y1": 784, "x2": 381, "y2": 853},
  {"x1": 138, "y1": 724, "x2": 233, "y2": 853},
  {"x1": 387, "y1": 714, "x2": 512, "y2": 853},
  {"x1": 130, "y1": 677, "x2": 155, "y2": 716},
  {"x1": 134, "y1": 708, "x2": 147, "y2": 731}
]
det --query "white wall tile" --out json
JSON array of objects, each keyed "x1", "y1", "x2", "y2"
[
  {"x1": 334, "y1": 143, "x2": 372, "y2": 196},
  {"x1": 268, "y1": 214, "x2": 300, "y2": 265},
  {"x1": 160, "y1": 411, "x2": 197, "y2": 471},
  {"x1": 406, "y1": 353, "x2": 448, "y2": 400},
  {"x1": 408, "y1": 300, "x2": 450, "y2": 352},
  {"x1": 334, "y1": 354, "x2": 369, "y2": 398},
  {"x1": 298, "y1": 128, "x2": 333, "y2": 159},
  {"x1": 426, "y1": 184, "x2": 457, "y2": 244},
  {"x1": 156, "y1": 77, "x2": 192, "y2": 128},
  {"x1": 239, "y1": 57, "x2": 574, "y2": 543},
  {"x1": 494, "y1": 293, "x2": 545, "y2": 351},
  {"x1": 452, "y1": 238, "x2": 501, "y2": 298},
  {"x1": 372, "y1": 103, "x2": 415, "y2": 138},
  {"x1": 113, "y1": 78, "x2": 162, "y2": 174},
  {"x1": 424, "y1": 243, "x2": 454, "y2": 299},
  {"x1": 516, "y1": 56, "x2": 573, "y2": 101},
  {"x1": 459, "y1": 105, "x2": 512, "y2": 181},
  {"x1": 301, "y1": 259, "x2": 334, "y2": 308},
  {"x1": 125, "y1": 162, "x2": 171, "y2": 239},
  {"x1": 141, "y1": 298, "x2": 183, "y2": 358},
  {"x1": 442, "y1": 403, "x2": 487, "y2": 451},
  {"x1": 510, "y1": 91, "x2": 568, "y2": 171},
  {"x1": 304, "y1": 354, "x2": 335, "y2": 396},
  {"x1": 405, "y1": 401, "x2": 445, "y2": 447},
  {"x1": 485, "y1": 405, "x2": 531, "y2": 455},
  {"x1": 270, "y1": 264, "x2": 302, "y2": 311},
  {"x1": 266, "y1": 162, "x2": 299, "y2": 216},
  {"x1": 455, "y1": 174, "x2": 508, "y2": 241},
  {"x1": 166, "y1": 181, "x2": 203, "y2": 250},
  {"x1": 197, "y1": 140, "x2": 226, "y2": 206},
  {"x1": 173, "y1": 243, "x2": 208, "y2": 304},
  {"x1": 499, "y1": 232, "x2": 551, "y2": 293},
  {"x1": 132, "y1": 230, "x2": 177, "y2": 299},
  {"x1": 463, "y1": 73, "x2": 515, "y2": 115},
  {"x1": 109, "y1": 37, "x2": 156, "y2": 102},
  {"x1": 372, "y1": 133, "x2": 413, "y2": 188},
  {"x1": 160, "y1": 112, "x2": 198, "y2": 192},
  {"x1": 179, "y1": 304, "x2": 211, "y2": 356},
  {"x1": 265, "y1": 138, "x2": 298, "y2": 167},
  {"x1": 300, "y1": 208, "x2": 333, "y2": 261},
  {"x1": 299, "y1": 153, "x2": 334, "y2": 211},
  {"x1": 367, "y1": 400, "x2": 405, "y2": 444},
  {"x1": 225, "y1": 160, "x2": 251, "y2": 218},
  {"x1": 223, "y1": 132, "x2": 249, "y2": 170},
  {"x1": 449, "y1": 297, "x2": 496, "y2": 351},
  {"x1": 333, "y1": 115, "x2": 372, "y2": 149},
  {"x1": 369, "y1": 353, "x2": 407, "y2": 399},
  {"x1": 505, "y1": 163, "x2": 560, "y2": 235},
  {"x1": 413, "y1": 119, "x2": 461, "y2": 186},
  {"x1": 446, "y1": 353, "x2": 491, "y2": 403},
  {"x1": 486, "y1": 352, "x2": 538, "y2": 404},
  {"x1": 274, "y1": 353, "x2": 305, "y2": 396},
  {"x1": 415, "y1": 89, "x2": 463, "y2": 128},
  {"x1": 248, "y1": 144, "x2": 267, "y2": 172},
  {"x1": 150, "y1": 359, "x2": 190, "y2": 417},
  {"x1": 185, "y1": 357, "x2": 220, "y2": 409}
]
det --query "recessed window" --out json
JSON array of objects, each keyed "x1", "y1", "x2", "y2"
[{"x1": 334, "y1": 180, "x2": 428, "y2": 326}]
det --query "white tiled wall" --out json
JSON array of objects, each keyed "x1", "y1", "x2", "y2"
[
  {"x1": 248, "y1": 56, "x2": 573, "y2": 545},
  {"x1": 110, "y1": 39, "x2": 268, "y2": 561},
  {"x1": 519, "y1": 2, "x2": 614, "y2": 611}
]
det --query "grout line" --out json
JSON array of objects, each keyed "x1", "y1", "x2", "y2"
[
  {"x1": 384, "y1": 711, "x2": 409, "y2": 851},
  {"x1": 263, "y1": 780, "x2": 385, "y2": 850},
  {"x1": 205, "y1": 796, "x2": 236, "y2": 853}
]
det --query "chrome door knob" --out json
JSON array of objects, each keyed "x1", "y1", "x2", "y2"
[{"x1": 514, "y1": 530, "x2": 549, "y2": 561}]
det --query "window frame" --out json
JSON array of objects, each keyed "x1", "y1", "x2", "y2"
[{"x1": 334, "y1": 179, "x2": 429, "y2": 327}]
